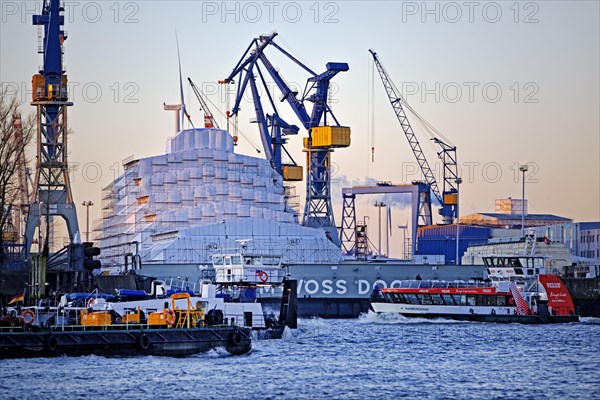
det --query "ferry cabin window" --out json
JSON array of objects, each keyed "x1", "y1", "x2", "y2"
[
  {"x1": 430, "y1": 294, "x2": 445, "y2": 305},
  {"x1": 392, "y1": 293, "x2": 406, "y2": 303},
  {"x1": 496, "y1": 296, "x2": 506, "y2": 306},
  {"x1": 213, "y1": 256, "x2": 224, "y2": 265},
  {"x1": 508, "y1": 258, "x2": 522, "y2": 268},
  {"x1": 420, "y1": 294, "x2": 433, "y2": 305},
  {"x1": 442, "y1": 294, "x2": 456, "y2": 305},
  {"x1": 385, "y1": 293, "x2": 404, "y2": 303},
  {"x1": 454, "y1": 295, "x2": 467, "y2": 306},
  {"x1": 466, "y1": 295, "x2": 476, "y2": 306},
  {"x1": 405, "y1": 294, "x2": 420, "y2": 304},
  {"x1": 232, "y1": 256, "x2": 241, "y2": 265},
  {"x1": 485, "y1": 296, "x2": 497, "y2": 306},
  {"x1": 476, "y1": 295, "x2": 485, "y2": 306}
]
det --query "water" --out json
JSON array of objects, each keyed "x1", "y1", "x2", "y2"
[{"x1": 1, "y1": 316, "x2": 599, "y2": 400}]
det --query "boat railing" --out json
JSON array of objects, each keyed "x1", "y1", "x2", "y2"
[
  {"x1": 392, "y1": 280, "x2": 494, "y2": 289},
  {"x1": 218, "y1": 311, "x2": 267, "y2": 329}
]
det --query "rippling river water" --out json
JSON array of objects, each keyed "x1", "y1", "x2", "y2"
[{"x1": 1, "y1": 315, "x2": 599, "y2": 399}]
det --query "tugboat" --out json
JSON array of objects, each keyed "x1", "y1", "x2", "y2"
[
  {"x1": 205, "y1": 241, "x2": 297, "y2": 338},
  {"x1": 42, "y1": 240, "x2": 298, "y2": 341},
  {"x1": 370, "y1": 255, "x2": 580, "y2": 324},
  {"x1": 0, "y1": 292, "x2": 251, "y2": 359}
]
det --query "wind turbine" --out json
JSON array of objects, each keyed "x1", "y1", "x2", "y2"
[{"x1": 164, "y1": 32, "x2": 195, "y2": 134}]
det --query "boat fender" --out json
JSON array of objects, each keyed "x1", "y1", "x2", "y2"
[
  {"x1": 47, "y1": 335, "x2": 58, "y2": 351},
  {"x1": 21, "y1": 309, "x2": 35, "y2": 325},
  {"x1": 469, "y1": 308, "x2": 474, "y2": 315},
  {"x1": 258, "y1": 271, "x2": 269, "y2": 283},
  {"x1": 229, "y1": 331, "x2": 243, "y2": 346},
  {"x1": 165, "y1": 309, "x2": 176, "y2": 326},
  {"x1": 138, "y1": 334, "x2": 150, "y2": 350},
  {"x1": 491, "y1": 309, "x2": 496, "y2": 316}
]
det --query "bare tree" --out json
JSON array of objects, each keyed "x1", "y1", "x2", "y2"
[{"x1": 0, "y1": 88, "x2": 35, "y2": 263}]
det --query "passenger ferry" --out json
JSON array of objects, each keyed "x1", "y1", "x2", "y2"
[{"x1": 370, "y1": 255, "x2": 580, "y2": 324}]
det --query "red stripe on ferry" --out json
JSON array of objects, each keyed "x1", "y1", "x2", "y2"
[{"x1": 382, "y1": 288, "x2": 502, "y2": 295}]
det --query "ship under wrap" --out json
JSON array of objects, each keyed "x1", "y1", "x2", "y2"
[{"x1": 96, "y1": 128, "x2": 343, "y2": 268}]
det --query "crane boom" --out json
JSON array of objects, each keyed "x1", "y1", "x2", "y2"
[
  {"x1": 187, "y1": 78, "x2": 219, "y2": 129},
  {"x1": 222, "y1": 33, "x2": 350, "y2": 244},
  {"x1": 370, "y1": 49, "x2": 460, "y2": 224},
  {"x1": 369, "y1": 49, "x2": 442, "y2": 206}
]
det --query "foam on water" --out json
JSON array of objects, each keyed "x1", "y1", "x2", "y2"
[{"x1": 359, "y1": 311, "x2": 472, "y2": 325}]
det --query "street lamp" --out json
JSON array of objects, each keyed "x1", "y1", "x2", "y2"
[
  {"x1": 373, "y1": 201, "x2": 386, "y2": 256},
  {"x1": 455, "y1": 177, "x2": 463, "y2": 266},
  {"x1": 82, "y1": 201, "x2": 94, "y2": 242},
  {"x1": 519, "y1": 165, "x2": 529, "y2": 238}
]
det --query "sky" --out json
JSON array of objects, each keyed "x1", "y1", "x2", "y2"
[{"x1": 1, "y1": 1, "x2": 599, "y2": 256}]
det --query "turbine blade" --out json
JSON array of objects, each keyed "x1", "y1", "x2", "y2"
[{"x1": 176, "y1": 31, "x2": 194, "y2": 129}]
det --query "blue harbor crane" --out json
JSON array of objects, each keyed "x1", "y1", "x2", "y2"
[
  {"x1": 25, "y1": 0, "x2": 80, "y2": 257},
  {"x1": 221, "y1": 33, "x2": 351, "y2": 244},
  {"x1": 23, "y1": 1, "x2": 100, "y2": 300},
  {"x1": 369, "y1": 49, "x2": 459, "y2": 226}
]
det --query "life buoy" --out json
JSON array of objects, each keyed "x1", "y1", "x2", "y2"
[
  {"x1": 138, "y1": 333, "x2": 150, "y2": 349},
  {"x1": 87, "y1": 298, "x2": 96, "y2": 308},
  {"x1": 165, "y1": 309, "x2": 176, "y2": 326},
  {"x1": 21, "y1": 309, "x2": 35, "y2": 325},
  {"x1": 47, "y1": 335, "x2": 58, "y2": 351},
  {"x1": 258, "y1": 271, "x2": 269, "y2": 283}
]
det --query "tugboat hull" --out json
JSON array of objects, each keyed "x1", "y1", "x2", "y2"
[{"x1": 0, "y1": 326, "x2": 251, "y2": 359}]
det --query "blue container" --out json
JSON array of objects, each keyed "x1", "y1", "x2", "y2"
[{"x1": 417, "y1": 225, "x2": 491, "y2": 264}]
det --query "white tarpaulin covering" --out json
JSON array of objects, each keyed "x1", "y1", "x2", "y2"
[{"x1": 96, "y1": 128, "x2": 342, "y2": 267}]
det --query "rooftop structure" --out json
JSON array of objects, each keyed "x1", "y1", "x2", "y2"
[{"x1": 459, "y1": 212, "x2": 571, "y2": 229}]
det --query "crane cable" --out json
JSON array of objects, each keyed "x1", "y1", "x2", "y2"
[
  {"x1": 388, "y1": 76, "x2": 454, "y2": 147},
  {"x1": 370, "y1": 53, "x2": 375, "y2": 163},
  {"x1": 216, "y1": 81, "x2": 263, "y2": 153}
]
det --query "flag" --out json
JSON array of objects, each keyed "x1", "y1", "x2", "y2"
[{"x1": 8, "y1": 292, "x2": 25, "y2": 305}]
